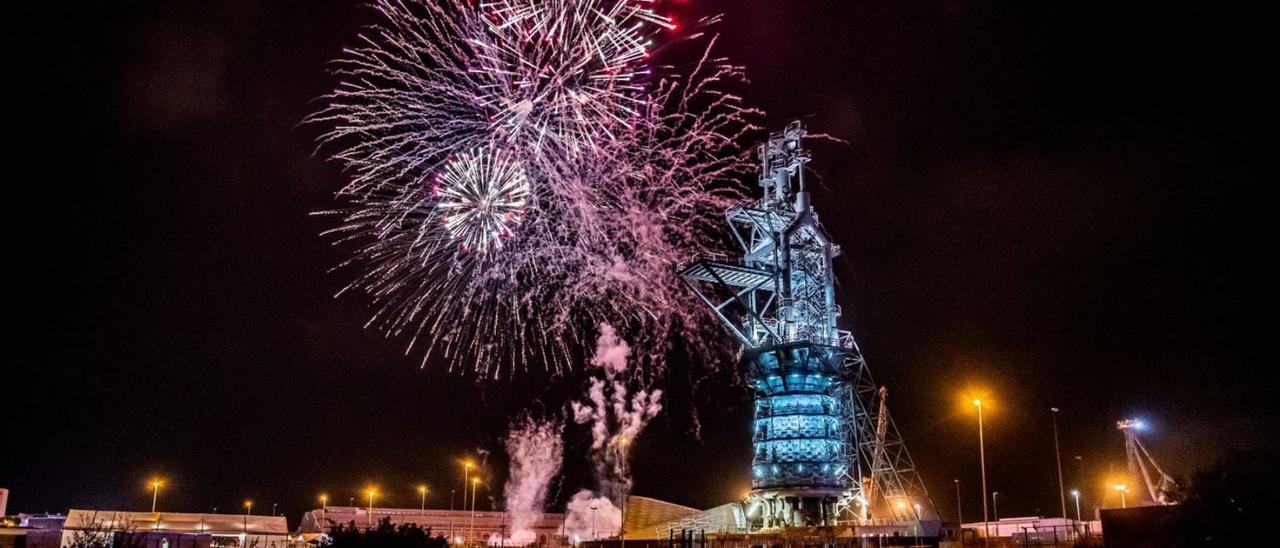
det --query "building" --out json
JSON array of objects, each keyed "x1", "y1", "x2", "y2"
[
  {"x1": 58, "y1": 509, "x2": 290, "y2": 548},
  {"x1": 1, "y1": 513, "x2": 67, "y2": 548},
  {"x1": 621, "y1": 498, "x2": 743, "y2": 542},
  {"x1": 296, "y1": 507, "x2": 565, "y2": 546},
  {"x1": 961, "y1": 516, "x2": 1100, "y2": 542}
]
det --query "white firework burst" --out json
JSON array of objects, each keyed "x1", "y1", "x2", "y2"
[{"x1": 437, "y1": 147, "x2": 530, "y2": 252}]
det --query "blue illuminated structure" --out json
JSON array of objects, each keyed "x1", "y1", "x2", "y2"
[{"x1": 681, "y1": 122, "x2": 937, "y2": 531}]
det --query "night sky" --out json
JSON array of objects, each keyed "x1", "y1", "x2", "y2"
[{"x1": 7, "y1": 0, "x2": 1271, "y2": 527}]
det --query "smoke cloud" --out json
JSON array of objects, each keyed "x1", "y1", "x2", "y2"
[
  {"x1": 563, "y1": 490, "x2": 623, "y2": 541},
  {"x1": 499, "y1": 414, "x2": 564, "y2": 546}
]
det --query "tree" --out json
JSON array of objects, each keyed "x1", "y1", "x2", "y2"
[
  {"x1": 327, "y1": 518, "x2": 448, "y2": 548},
  {"x1": 1178, "y1": 449, "x2": 1278, "y2": 545}
]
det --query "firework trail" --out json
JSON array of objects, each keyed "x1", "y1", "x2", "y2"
[{"x1": 312, "y1": 0, "x2": 759, "y2": 377}]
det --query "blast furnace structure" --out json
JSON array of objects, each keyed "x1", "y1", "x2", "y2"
[{"x1": 680, "y1": 122, "x2": 939, "y2": 534}]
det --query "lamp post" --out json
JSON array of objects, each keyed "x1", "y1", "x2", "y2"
[
  {"x1": 272, "y1": 503, "x2": 278, "y2": 517},
  {"x1": 449, "y1": 489, "x2": 456, "y2": 539},
  {"x1": 1070, "y1": 490, "x2": 1081, "y2": 522},
  {"x1": 419, "y1": 486, "x2": 429, "y2": 512},
  {"x1": 974, "y1": 399, "x2": 991, "y2": 544},
  {"x1": 1114, "y1": 484, "x2": 1127, "y2": 509},
  {"x1": 1074, "y1": 456, "x2": 1085, "y2": 515},
  {"x1": 913, "y1": 503, "x2": 923, "y2": 542},
  {"x1": 469, "y1": 478, "x2": 480, "y2": 544},
  {"x1": 367, "y1": 488, "x2": 377, "y2": 528},
  {"x1": 590, "y1": 506, "x2": 599, "y2": 541},
  {"x1": 150, "y1": 480, "x2": 163, "y2": 513},
  {"x1": 1051, "y1": 408, "x2": 1066, "y2": 520},
  {"x1": 954, "y1": 479, "x2": 963, "y2": 525},
  {"x1": 462, "y1": 461, "x2": 473, "y2": 540},
  {"x1": 618, "y1": 436, "x2": 631, "y2": 548},
  {"x1": 992, "y1": 492, "x2": 1000, "y2": 522}
]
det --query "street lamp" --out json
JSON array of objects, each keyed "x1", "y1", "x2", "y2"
[
  {"x1": 992, "y1": 492, "x2": 1000, "y2": 522},
  {"x1": 1051, "y1": 408, "x2": 1066, "y2": 520},
  {"x1": 366, "y1": 488, "x2": 378, "y2": 528},
  {"x1": 419, "y1": 485, "x2": 429, "y2": 512},
  {"x1": 618, "y1": 437, "x2": 630, "y2": 548},
  {"x1": 1074, "y1": 456, "x2": 1085, "y2": 516},
  {"x1": 244, "y1": 501, "x2": 252, "y2": 537},
  {"x1": 320, "y1": 494, "x2": 328, "y2": 511},
  {"x1": 954, "y1": 479, "x2": 962, "y2": 525},
  {"x1": 590, "y1": 505, "x2": 599, "y2": 541},
  {"x1": 149, "y1": 479, "x2": 164, "y2": 513},
  {"x1": 913, "y1": 504, "x2": 922, "y2": 541},
  {"x1": 973, "y1": 398, "x2": 991, "y2": 543},
  {"x1": 1070, "y1": 490, "x2": 1081, "y2": 522},
  {"x1": 449, "y1": 489, "x2": 457, "y2": 539},
  {"x1": 1113, "y1": 484, "x2": 1127, "y2": 509},
  {"x1": 469, "y1": 478, "x2": 480, "y2": 543},
  {"x1": 462, "y1": 461, "x2": 473, "y2": 538}
]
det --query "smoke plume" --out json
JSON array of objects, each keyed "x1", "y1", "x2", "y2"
[
  {"x1": 499, "y1": 414, "x2": 564, "y2": 545},
  {"x1": 565, "y1": 324, "x2": 663, "y2": 538},
  {"x1": 563, "y1": 490, "x2": 623, "y2": 541}
]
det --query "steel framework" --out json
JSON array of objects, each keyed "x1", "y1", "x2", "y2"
[
  {"x1": 1116, "y1": 419, "x2": 1179, "y2": 505},
  {"x1": 679, "y1": 122, "x2": 937, "y2": 532}
]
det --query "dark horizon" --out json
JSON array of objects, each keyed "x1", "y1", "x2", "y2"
[{"x1": 7, "y1": 0, "x2": 1270, "y2": 527}]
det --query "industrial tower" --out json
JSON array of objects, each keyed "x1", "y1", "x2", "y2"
[{"x1": 679, "y1": 122, "x2": 938, "y2": 533}]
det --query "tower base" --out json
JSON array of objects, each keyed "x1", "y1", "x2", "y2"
[{"x1": 747, "y1": 487, "x2": 846, "y2": 529}]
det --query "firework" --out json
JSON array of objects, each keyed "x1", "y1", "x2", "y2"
[
  {"x1": 476, "y1": 0, "x2": 673, "y2": 152},
  {"x1": 437, "y1": 147, "x2": 530, "y2": 252},
  {"x1": 314, "y1": 0, "x2": 759, "y2": 377}
]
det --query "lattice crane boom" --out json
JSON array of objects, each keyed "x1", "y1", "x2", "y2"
[{"x1": 1116, "y1": 419, "x2": 1179, "y2": 505}]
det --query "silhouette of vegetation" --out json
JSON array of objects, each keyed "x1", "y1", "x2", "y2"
[
  {"x1": 66, "y1": 513, "x2": 139, "y2": 548},
  {"x1": 1178, "y1": 449, "x2": 1278, "y2": 544},
  {"x1": 327, "y1": 518, "x2": 448, "y2": 548}
]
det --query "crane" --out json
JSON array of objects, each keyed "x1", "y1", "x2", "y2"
[{"x1": 1116, "y1": 419, "x2": 1179, "y2": 505}]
